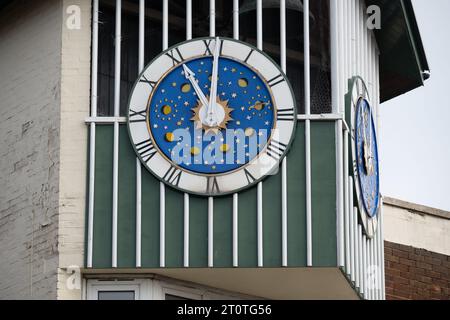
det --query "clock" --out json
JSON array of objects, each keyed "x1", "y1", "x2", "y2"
[
  {"x1": 346, "y1": 77, "x2": 380, "y2": 238},
  {"x1": 127, "y1": 37, "x2": 297, "y2": 196}
]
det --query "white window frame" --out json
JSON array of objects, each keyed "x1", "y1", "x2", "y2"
[
  {"x1": 86, "y1": 279, "x2": 149, "y2": 300},
  {"x1": 85, "y1": 278, "x2": 246, "y2": 300}
]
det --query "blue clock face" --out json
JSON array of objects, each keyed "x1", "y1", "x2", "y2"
[
  {"x1": 355, "y1": 98, "x2": 380, "y2": 218},
  {"x1": 148, "y1": 56, "x2": 275, "y2": 175},
  {"x1": 128, "y1": 38, "x2": 296, "y2": 196}
]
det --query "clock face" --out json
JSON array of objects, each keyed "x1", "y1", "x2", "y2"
[
  {"x1": 355, "y1": 97, "x2": 380, "y2": 218},
  {"x1": 346, "y1": 76, "x2": 380, "y2": 238},
  {"x1": 128, "y1": 37, "x2": 297, "y2": 196}
]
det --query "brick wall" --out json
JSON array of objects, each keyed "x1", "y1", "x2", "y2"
[
  {"x1": 385, "y1": 241, "x2": 450, "y2": 300},
  {"x1": 0, "y1": 0, "x2": 62, "y2": 299}
]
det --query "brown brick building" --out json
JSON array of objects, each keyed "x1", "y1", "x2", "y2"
[{"x1": 383, "y1": 198, "x2": 450, "y2": 300}]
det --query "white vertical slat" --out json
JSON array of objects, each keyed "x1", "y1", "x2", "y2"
[
  {"x1": 256, "y1": 0, "x2": 264, "y2": 268},
  {"x1": 331, "y1": 0, "x2": 344, "y2": 269},
  {"x1": 374, "y1": 218, "x2": 380, "y2": 300},
  {"x1": 380, "y1": 198, "x2": 386, "y2": 300},
  {"x1": 135, "y1": 0, "x2": 145, "y2": 268},
  {"x1": 183, "y1": 0, "x2": 192, "y2": 269},
  {"x1": 330, "y1": 0, "x2": 340, "y2": 115},
  {"x1": 337, "y1": 0, "x2": 344, "y2": 109},
  {"x1": 160, "y1": 0, "x2": 168, "y2": 269},
  {"x1": 256, "y1": 0, "x2": 262, "y2": 50},
  {"x1": 358, "y1": 225, "x2": 364, "y2": 296},
  {"x1": 356, "y1": 0, "x2": 361, "y2": 80},
  {"x1": 232, "y1": 0, "x2": 239, "y2": 268},
  {"x1": 186, "y1": 0, "x2": 192, "y2": 40},
  {"x1": 351, "y1": 0, "x2": 356, "y2": 75},
  {"x1": 160, "y1": 182, "x2": 165, "y2": 267},
  {"x1": 233, "y1": 0, "x2": 239, "y2": 40},
  {"x1": 208, "y1": 197, "x2": 214, "y2": 267},
  {"x1": 366, "y1": 237, "x2": 371, "y2": 300},
  {"x1": 351, "y1": 207, "x2": 356, "y2": 283},
  {"x1": 280, "y1": 0, "x2": 288, "y2": 268},
  {"x1": 344, "y1": 0, "x2": 351, "y2": 270},
  {"x1": 209, "y1": 0, "x2": 215, "y2": 37},
  {"x1": 112, "y1": 0, "x2": 122, "y2": 268},
  {"x1": 349, "y1": 177, "x2": 354, "y2": 280},
  {"x1": 208, "y1": 0, "x2": 216, "y2": 268},
  {"x1": 363, "y1": 234, "x2": 367, "y2": 299},
  {"x1": 233, "y1": 193, "x2": 238, "y2": 267},
  {"x1": 162, "y1": 0, "x2": 168, "y2": 49},
  {"x1": 257, "y1": 182, "x2": 263, "y2": 267},
  {"x1": 343, "y1": 0, "x2": 348, "y2": 84},
  {"x1": 354, "y1": 208, "x2": 360, "y2": 289},
  {"x1": 370, "y1": 237, "x2": 375, "y2": 300},
  {"x1": 184, "y1": 193, "x2": 189, "y2": 267},
  {"x1": 344, "y1": 137, "x2": 350, "y2": 274},
  {"x1": 87, "y1": 0, "x2": 99, "y2": 268},
  {"x1": 304, "y1": 0, "x2": 312, "y2": 268}
]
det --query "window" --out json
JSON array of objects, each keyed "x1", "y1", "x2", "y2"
[
  {"x1": 96, "y1": 0, "x2": 331, "y2": 116},
  {"x1": 86, "y1": 280, "x2": 142, "y2": 300},
  {"x1": 97, "y1": 291, "x2": 136, "y2": 300},
  {"x1": 86, "y1": 278, "x2": 250, "y2": 300}
]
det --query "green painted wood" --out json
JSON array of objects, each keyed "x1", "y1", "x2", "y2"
[
  {"x1": 91, "y1": 122, "x2": 339, "y2": 269},
  {"x1": 92, "y1": 125, "x2": 113, "y2": 268},
  {"x1": 140, "y1": 166, "x2": 160, "y2": 268},
  {"x1": 311, "y1": 122, "x2": 337, "y2": 267},
  {"x1": 189, "y1": 195, "x2": 208, "y2": 267},
  {"x1": 117, "y1": 125, "x2": 136, "y2": 268},
  {"x1": 263, "y1": 173, "x2": 282, "y2": 267},
  {"x1": 238, "y1": 188, "x2": 258, "y2": 267},
  {"x1": 213, "y1": 196, "x2": 233, "y2": 267},
  {"x1": 165, "y1": 188, "x2": 184, "y2": 267},
  {"x1": 287, "y1": 123, "x2": 307, "y2": 267}
]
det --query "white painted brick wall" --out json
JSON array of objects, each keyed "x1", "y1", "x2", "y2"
[{"x1": 0, "y1": 0, "x2": 63, "y2": 299}]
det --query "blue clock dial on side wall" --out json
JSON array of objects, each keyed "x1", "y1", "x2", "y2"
[
  {"x1": 149, "y1": 56, "x2": 275, "y2": 175},
  {"x1": 355, "y1": 98, "x2": 380, "y2": 218},
  {"x1": 346, "y1": 76, "x2": 380, "y2": 238}
]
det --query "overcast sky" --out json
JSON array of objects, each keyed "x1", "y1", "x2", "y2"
[{"x1": 380, "y1": 0, "x2": 450, "y2": 211}]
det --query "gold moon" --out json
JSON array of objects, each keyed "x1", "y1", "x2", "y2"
[
  {"x1": 181, "y1": 83, "x2": 191, "y2": 93},
  {"x1": 220, "y1": 144, "x2": 230, "y2": 153},
  {"x1": 165, "y1": 132, "x2": 175, "y2": 142},
  {"x1": 238, "y1": 78, "x2": 248, "y2": 88},
  {"x1": 190, "y1": 146, "x2": 201, "y2": 156},
  {"x1": 162, "y1": 105, "x2": 172, "y2": 115},
  {"x1": 245, "y1": 128, "x2": 255, "y2": 137}
]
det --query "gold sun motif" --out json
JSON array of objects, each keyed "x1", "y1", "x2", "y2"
[{"x1": 191, "y1": 97, "x2": 233, "y2": 134}]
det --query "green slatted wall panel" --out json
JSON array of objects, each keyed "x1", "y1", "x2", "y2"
[{"x1": 89, "y1": 122, "x2": 337, "y2": 268}]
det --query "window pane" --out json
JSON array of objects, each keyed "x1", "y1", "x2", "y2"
[
  {"x1": 98, "y1": 290, "x2": 135, "y2": 300},
  {"x1": 165, "y1": 294, "x2": 191, "y2": 300}
]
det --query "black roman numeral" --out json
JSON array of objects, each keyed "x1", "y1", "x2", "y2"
[
  {"x1": 206, "y1": 177, "x2": 220, "y2": 194},
  {"x1": 244, "y1": 169, "x2": 256, "y2": 185},
  {"x1": 277, "y1": 108, "x2": 295, "y2": 121},
  {"x1": 165, "y1": 48, "x2": 185, "y2": 66},
  {"x1": 267, "y1": 74, "x2": 285, "y2": 87},
  {"x1": 219, "y1": 40, "x2": 224, "y2": 56},
  {"x1": 129, "y1": 109, "x2": 147, "y2": 123},
  {"x1": 163, "y1": 166, "x2": 182, "y2": 187},
  {"x1": 266, "y1": 140, "x2": 287, "y2": 161},
  {"x1": 244, "y1": 49, "x2": 254, "y2": 63},
  {"x1": 203, "y1": 39, "x2": 213, "y2": 56},
  {"x1": 140, "y1": 75, "x2": 157, "y2": 89},
  {"x1": 135, "y1": 139, "x2": 157, "y2": 162}
]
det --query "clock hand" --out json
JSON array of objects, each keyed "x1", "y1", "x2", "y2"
[
  {"x1": 182, "y1": 64, "x2": 210, "y2": 112},
  {"x1": 208, "y1": 37, "x2": 221, "y2": 126}
]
